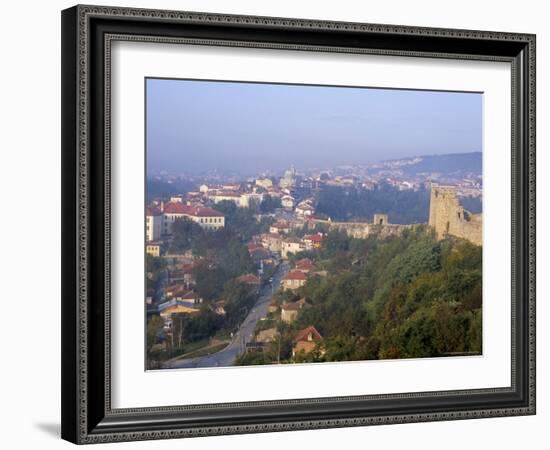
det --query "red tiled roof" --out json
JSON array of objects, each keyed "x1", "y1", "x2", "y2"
[
  {"x1": 294, "y1": 326, "x2": 323, "y2": 343},
  {"x1": 303, "y1": 234, "x2": 323, "y2": 243},
  {"x1": 193, "y1": 206, "x2": 224, "y2": 217},
  {"x1": 295, "y1": 259, "x2": 314, "y2": 271},
  {"x1": 283, "y1": 270, "x2": 307, "y2": 281},
  {"x1": 163, "y1": 202, "x2": 195, "y2": 214},
  {"x1": 146, "y1": 206, "x2": 163, "y2": 216},
  {"x1": 296, "y1": 258, "x2": 313, "y2": 266},
  {"x1": 272, "y1": 222, "x2": 290, "y2": 229},
  {"x1": 163, "y1": 202, "x2": 224, "y2": 218},
  {"x1": 237, "y1": 273, "x2": 260, "y2": 284},
  {"x1": 281, "y1": 302, "x2": 301, "y2": 311}
]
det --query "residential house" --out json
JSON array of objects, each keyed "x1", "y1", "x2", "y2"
[
  {"x1": 282, "y1": 270, "x2": 308, "y2": 291},
  {"x1": 261, "y1": 233, "x2": 283, "y2": 253},
  {"x1": 280, "y1": 298, "x2": 308, "y2": 323},
  {"x1": 295, "y1": 258, "x2": 314, "y2": 273},
  {"x1": 295, "y1": 200, "x2": 315, "y2": 217},
  {"x1": 237, "y1": 273, "x2": 261, "y2": 286},
  {"x1": 256, "y1": 327, "x2": 279, "y2": 343},
  {"x1": 281, "y1": 238, "x2": 305, "y2": 259},
  {"x1": 302, "y1": 233, "x2": 324, "y2": 250},
  {"x1": 280, "y1": 302, "x2": 301, "y2": 323},
  {"x1": 146, "y1": 242, "x2": 162, "y2": 257},
  {"x1": 160, "y1": 304, "x2": 199, "y2": 328},
  {"x1": 281, "y1": 194, "x2": 295, "y2": 210},
  {"x1": 213, "y1": 300, "x2": 226, "y2": 316},
  {"x1": 159, "y1": 304, "x2": 200, "y2": 327},
  {"x1": 269, "y1": 222, "x2": 291, "y2": 234},
  {"x1": 292, "y1": 326, "x2": 323, "y2": 357}
]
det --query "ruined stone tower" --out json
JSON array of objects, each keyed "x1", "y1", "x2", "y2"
[
  {"x1": 373, "y1": 214, "x2": 389, "y2": 226},
  {"x1": 428, "y1": 186, "x2": 482, "y2": 246}
]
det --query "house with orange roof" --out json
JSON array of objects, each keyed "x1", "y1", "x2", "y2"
[
  {"x1": 237, "y1": 273, "x2": 261, "y2": 286},
  {"x1": 280, "y1": 302, "x2": 301, "y2": 323},
  {"x1": 281, "y1": 270, "x2": 307, "y2": 291},
  {"x1": 292, "y1": 326, "x2": 323, "y2": 357},
  {"x1": 269, "y1": 222, "x2": 291, "y2": 234},
  {"x1": 295, "y1": 258, "x2": 315, "y2": 273},
  {"x1": 302, "y1": 233, "x2": 324, "y2": 250}
]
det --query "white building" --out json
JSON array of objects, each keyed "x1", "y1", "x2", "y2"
[
  {"x1": 255, "y1": 178, "x2": 273, "y2": 189},
  {"x1": 208, "y1": 191, "x2": 263, "y2": 208},
  {"x1": 239, "y1": 192, "x2": 264, "y2": 208},
  {"x1": 162, "y1": 202, "x2": 225, "y2": 233},
  {"x1": 146, "y1": 206, "x2": 163, "y2": 241},
  {"x1": 279, "y1": 166, "x2": 297, "y2": 189},
  {"x1": 281, "y1": 195, "x2": 295, "y2": 210},
  {"x1": 295, "y1": 200, "x2": 315, "y2": 217},
  {"x1": 207, "y1": 191, "x2": 242, "y2": 206}
]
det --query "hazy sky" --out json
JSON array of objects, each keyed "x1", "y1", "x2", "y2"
[{"x1": 146, "y1": 78, "x2": 482, "y2": 175}]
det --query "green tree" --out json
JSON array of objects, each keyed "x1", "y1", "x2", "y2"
[
  {"x1": 146, "y1": 315, "x2": 164, "y2": 352},
  {"x1": 192, "y1": 263, "x2": 227, "y2": 301},
  {"x1": 170, "y1": 217, "x2": 203, "y2": 252},
  {"x1": 260, "y1": 195, "x2": 282, "y2": 213}
]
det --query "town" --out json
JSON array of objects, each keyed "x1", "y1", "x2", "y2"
[{"x1": 146, "y1": 153, "x2": 483, "y2": 369}]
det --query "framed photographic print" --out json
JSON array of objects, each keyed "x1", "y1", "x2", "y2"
[{"x1": 61, "y1": 5, "x2": 536, "y2": 444}]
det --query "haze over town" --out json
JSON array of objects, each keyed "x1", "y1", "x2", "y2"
[{"x1": 146, "y1": 78, "x2": 482, "y2": 176}]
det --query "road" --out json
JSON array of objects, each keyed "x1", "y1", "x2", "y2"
[{"x1": 163, "y1": 261, "x2": 289, "y2": 369}]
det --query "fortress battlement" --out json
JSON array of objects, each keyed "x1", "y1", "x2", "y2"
[{"x1": 428, "y1": 186, "x2": 482, "y2": 246}]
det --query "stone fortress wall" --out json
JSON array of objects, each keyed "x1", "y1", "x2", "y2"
[
  {"x1": 306, "y1": 214, "x2": 414, "y2": 240},
  {"x1": 428, "y1": 186, "x2": 482, "y2": 246},
  {"x1": 306, "y1": 186, "x2": 482, "y2": 246}
]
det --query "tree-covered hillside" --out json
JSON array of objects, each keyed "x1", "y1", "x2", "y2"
[{"x1": 267, "y1": 228, "x2": 482, "y2": 363}]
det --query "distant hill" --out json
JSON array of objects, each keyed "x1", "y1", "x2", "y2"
[{"x1": 398, "y1": 152, "x2": 482, "y2": 178}]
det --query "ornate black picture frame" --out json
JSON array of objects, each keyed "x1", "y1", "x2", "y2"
[{"x1": 61, "y1": 4, "x2": 536, "y2": 444}]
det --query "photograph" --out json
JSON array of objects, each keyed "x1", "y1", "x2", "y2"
[
  {"x1": 145, "y1": 78, "x2": 484, "y2": 370},
  {"x1": 55, "y1": 3, "x2": 537, "y2": 445}
]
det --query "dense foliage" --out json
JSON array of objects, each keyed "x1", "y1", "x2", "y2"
[
  {"x1": 213, "y1": 200, "x2": 273, "y2": 241},
  {"x1": 279, "y1": 228, "x2": 482, "y2": 362}
]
